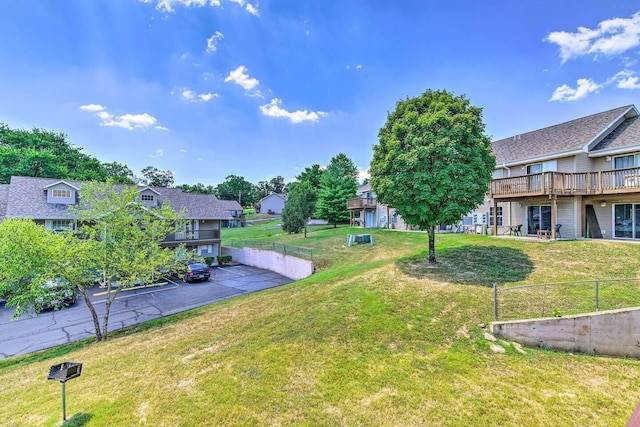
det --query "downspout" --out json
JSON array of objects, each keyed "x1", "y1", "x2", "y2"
[{"x1": 503, "y1": 164, "x2": 512, "y2": 226}]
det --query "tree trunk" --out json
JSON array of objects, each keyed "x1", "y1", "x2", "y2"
[
  {"x1": 427, "y1": 226, "x2": 437, "y2": 264},
  {"x1": 80, "y1": 287, "x2": 103, "y2": 341},
  {"x1": 304, "y1": 219, "x2": 308, "y2": 238}
]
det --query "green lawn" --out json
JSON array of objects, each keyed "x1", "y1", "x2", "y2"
[{"x1": 2, "y1": 228, "x2": 640, "y2": 426}]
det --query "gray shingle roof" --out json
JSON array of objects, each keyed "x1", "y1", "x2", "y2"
[
  {"x1": 3, "y1": 176, "x2": 233, "y2": 220},
  {"x1": 217, "y1": 199, "x2": 243, "y2": 211},
  {"x1": 492, "y1": 105, "x2": 634, "y2": 164},
  {"x1": 592, "y1": 114, "x2": 640, "y2": 153}
]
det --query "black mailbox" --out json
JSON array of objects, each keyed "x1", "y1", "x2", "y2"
[{"x1": 48, "y1": 362, "x2": 82, "y2": 383}]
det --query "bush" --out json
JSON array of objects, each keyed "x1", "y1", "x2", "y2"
[
  {"x1": 217, "y1": 255, "x2": 232, "y2": 265},
  {"x1": 204, "y1": 257, "x2": 215, "y2": 266}
]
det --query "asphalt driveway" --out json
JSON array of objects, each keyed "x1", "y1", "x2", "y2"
[{"x1": 0, "y1": 265, "x2": 293, "y2": 359}]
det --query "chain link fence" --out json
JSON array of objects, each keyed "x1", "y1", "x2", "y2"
[
  {"x1": 226, "y1": 239, "x2": 313, "y2": 262},
  {"x1": 493, "y1": 278, "x2": 640, "y2": 321}
]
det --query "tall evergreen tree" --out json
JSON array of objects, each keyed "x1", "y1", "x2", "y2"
[{"x1": 315, "y1": 154, "x2": 358, "y2": 228}]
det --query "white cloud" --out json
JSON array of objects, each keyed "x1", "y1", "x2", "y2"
[
  {"x1": 206, "y1": 31, "x2": 224, "y2": 52},
  {"x1": 142, "y1": 0, "x2": 262, "y2": 15},
  {"x1": 224, "y1": 65, "x2": 259, "y2": 90},
  {"x1": 103, "y1": 113, "x2": 158, "y2": 129},
  {"x1": 356, "y1": 64, "x2": 362, "y2": 69},
  {"x1": 181, "y1": 89, "x2": 220, "y2": 102},
  {"x1": 144, "y1": 0, "x2": 221, "y2": 13},
  {"x1": 151, "y1": 149, "x2": 164, "y2": 158},
  {"x1": 549, "y1": 78, "x2": 602, "y2": 102},
  {"x1": 259, "y1": 98, "x2": 327, "y2": 123},
  {"x1": 357, "y1": 168, "x2": 370, "y2": 183},
  {"x1": 245, "y1": 3, "x2": 259, "y2": 16},
  {"x1": 80, "y1": 104, "x2": 106, "y2": 112},
  {"x1": 545, "y1": 11, "x2": 640, "y2": 62},
  {"x1": 613, "y1": 70, "x2": 640, "y2": 89},
  {"x1": 97, "y1": 111, "x2": 113, "y2": 120},
  {"x1": 180, "y1": 149, "x2": 188, "y2": 153},
  {"x1": 80, "y1": 104, "x2": 163, "y2": 130}
]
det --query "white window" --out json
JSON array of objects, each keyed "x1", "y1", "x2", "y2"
[
  {"x1": 492, "y1": 169, "x2": 505, "y2": 179},
  {"x1": 489, "y1": 207, "x2": 503, "y2": 226},
  {"x1": 473, "y1": 212, "x2": 487, "y2": 225},
  {"x1": 527, "y1": 160, "x2": 557, "y2": 174},
  {"x1": 614, "y1": 154, "x2": 640, "y2": 169},
  {"x1": 47, "y1": 220, "x2": 73, "y2": 232},
  {"x1": 52, "y1": 189, "x2": 72, "y2": 198}
]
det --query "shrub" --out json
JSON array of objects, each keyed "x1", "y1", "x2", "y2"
[
  {"x1": 217, "y1": 255, "x2": 232, "y2": 265},
  {"x1": 204, "y1": 257, "x2": 215, "y2": 266}
]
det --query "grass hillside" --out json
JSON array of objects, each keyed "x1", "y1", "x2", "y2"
[{"x1": 2, "y1": 226, "x2": 640, "y2": 426}]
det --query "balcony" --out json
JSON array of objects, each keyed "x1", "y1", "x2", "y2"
[
  {"x1": 490, "y1": 167, "x2": 640, "y2": 199},
  {"x1": 347, "y1": 197, "x2": 377, "y2": 209},
  {"x1": 161, "y1": 229, "x2": 221, "y2": 246}
]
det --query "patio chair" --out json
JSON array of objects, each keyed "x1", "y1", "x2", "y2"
[{"x1": 555, "y1": 224, "x2": 562, "y2": 238}]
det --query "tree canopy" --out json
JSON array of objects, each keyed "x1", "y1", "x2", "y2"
[
  {"x1": 370, "y1": 89, "x2": 495, "y2": 263},
  {"x1": 142, "y1": 166, "x2": 175, "y2": 187},
  {"x1": 315, "y1": 154, "x2": 358, "y2": 227},
  {"x1": 216, "y1": 175, "x2": 257, "y2": 207},
  {"x1": 0, "y1": 123, "x2": 108, "y2": 183},
  {"x1": 175, "y1": 182, "x2": 217, "y2": 194},
  {"x1": 103, "y1": 161, "x2": 136, "y2": 184}
]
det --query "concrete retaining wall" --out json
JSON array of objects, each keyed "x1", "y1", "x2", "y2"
[
  {"x1": 221, "y1": 246, "x2": 314, "y2": 281},
  {"x1": 491, "y1": 307, "x2": 640, "y2": 358}
]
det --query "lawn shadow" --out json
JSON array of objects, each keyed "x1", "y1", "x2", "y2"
[
  {"x1": 398, "y1": 245, "x2": 534, "y2": 287},
  {"x1": 62, "y1": 413, "x2": 93, "y2": 426}
]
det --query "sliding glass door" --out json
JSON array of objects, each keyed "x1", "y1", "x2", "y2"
[
  {"x1": 614, "y1": 204, "x2": 640, "y2": 239},
  {"x1": 527, "y1": 205, "x2": 551, "y2": 235}
]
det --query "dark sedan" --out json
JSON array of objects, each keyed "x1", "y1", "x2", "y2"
[{"x1": 182, "y1": 263, "x2": 211, "y2": 283}]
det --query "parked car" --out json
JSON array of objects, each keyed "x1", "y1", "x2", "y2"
[
  {"x1": 35, "y1": 278, "x2": 77, "y2": 311},
  {"x1": 181, "y1": 263, "x2": 211, "y2": 283}
]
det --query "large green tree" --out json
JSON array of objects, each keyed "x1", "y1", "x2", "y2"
[
  {"x1": 216, "y1": 175, "x2": 257, "y2": 207},
  {"x1": 141, "y1": 166, "x2": 174, "y2": 187},
  {"x1": 281, "y1": 181, "x2": 317, "y2": 236},
  {"x1": 66, "y1": 181, "x2": 182, "y2": 340},
  {"x1": 315, "y1": 154, "x2": 358, "y2": 227},
  {"x1": 0, "y1": 182, "x2": 183, "y2": 341},
  {"x1": 370, "y1": 89, "x2": 495, "y2": 263},
  {"x1": 103, "y1": 161, "x2": 136, "y2": 184},
  {"x1": 0, "y1": 124, "x2": 108, "y2": 183},
  {"x1": 0, "y1": 219, "x2": 67, "y2": 316}
]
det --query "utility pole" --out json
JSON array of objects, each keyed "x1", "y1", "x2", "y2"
[{"x1": 238, "y1": 190, "x2": 241, "y2": 206}]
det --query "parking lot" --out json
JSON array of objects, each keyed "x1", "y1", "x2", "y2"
[{"x1": 0, "y1": 265, "x2": 293, "y2": 359}]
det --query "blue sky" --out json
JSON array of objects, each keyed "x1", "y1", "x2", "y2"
[{"x1": 1, "y1": 1, "x2": 639, "y2": 186}]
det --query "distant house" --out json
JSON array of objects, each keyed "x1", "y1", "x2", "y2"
[
  {"x1": 347, "y1": 184, "x2": 410, "y2": 229},
  {"x1": 0, "y1": 176, "x2": 235, "y2": 258},
  {"x1": 218, "y1": 199, "x2": 244, "y2": 227},
  {"x1": 257, "y1": 193, "x2": 286, "y2": 215}
]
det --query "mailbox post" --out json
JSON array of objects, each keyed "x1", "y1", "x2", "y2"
[{"x1": 47, "y1": 362, "x2": 82, "y2": 421}]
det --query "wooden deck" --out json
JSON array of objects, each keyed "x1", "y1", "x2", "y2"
[
  {"x1": 347, "y1": 197, "x2": 377, "y2": 209},
  {"x1": 490, "y1": 167, "x2": 640, "y2": 199}
]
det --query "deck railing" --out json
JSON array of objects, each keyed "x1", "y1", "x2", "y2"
[
  {"x1": 490, "y1": 167, "x2": 640, "y2": 198},
  {"x1": 163, "y1": 229, "x2": 221, "y2": 243},
  {"x1": 347, "y1": 197, "x2": 377, "y2": 209}
]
